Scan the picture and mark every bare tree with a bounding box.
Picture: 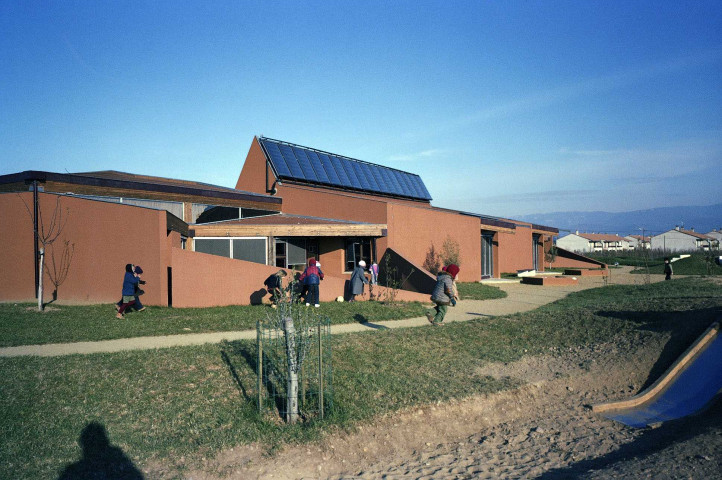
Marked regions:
[441,236,461,267]
[47,239,75,302]
[19,193,70,311]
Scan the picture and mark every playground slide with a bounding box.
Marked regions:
[593,322,722,428]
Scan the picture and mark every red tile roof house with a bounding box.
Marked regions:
[556,232,631,253]
[1,136,558,307]
[650,227,720,253]
[624,234,651,249]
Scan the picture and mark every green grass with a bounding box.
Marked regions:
[0,300,428,347]
[2,278,720,478]
[630,253,722,276]
[456,282,507,300]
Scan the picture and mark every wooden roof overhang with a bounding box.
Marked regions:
[190,222,387,238]
[480,220,516,234]
[532,224,559,235]
[0,170,282,212]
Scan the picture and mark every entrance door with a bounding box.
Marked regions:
[532,234,541,270]
[481,233,494,278]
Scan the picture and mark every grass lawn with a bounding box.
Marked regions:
[456,282,508,300]
[630,253,722,276]
[1,278,720,478]
[0,300,434,347]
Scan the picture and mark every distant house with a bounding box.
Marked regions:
[705,229,722,244]
[650,227,718,252]
[556,232,630,253]
[624,234,650,250]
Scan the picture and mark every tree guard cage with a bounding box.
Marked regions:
[256,303,333,423]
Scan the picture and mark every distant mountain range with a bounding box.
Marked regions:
[514,203,722,237]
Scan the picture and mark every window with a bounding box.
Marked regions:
[274,240,287,267]
[345,238,375,272]
[194,237,267,265]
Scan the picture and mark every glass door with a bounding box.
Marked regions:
[481,233,494,278]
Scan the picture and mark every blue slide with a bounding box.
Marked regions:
[595,323,722,428]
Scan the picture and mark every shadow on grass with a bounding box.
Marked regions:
[221,340,286,420]
[537,399,722,479]
[57,422,144,480]
[353,313,389,330]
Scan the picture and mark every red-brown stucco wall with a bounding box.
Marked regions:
[386,203,481,282]
[497,226,535,274]
[170,247,428,307]
[0,192,173,305]
[235,137,270,195]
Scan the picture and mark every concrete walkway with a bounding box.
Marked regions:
[0,268,655,358]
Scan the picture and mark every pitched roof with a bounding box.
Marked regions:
[577,233,627,242]
[258,136,432,202]
[73,170,242,195]
[626,234,650,241]
[0,170,281,209]
[678,228,714,240]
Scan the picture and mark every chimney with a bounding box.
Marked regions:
[675,226,680,231]
[575,230,579,235]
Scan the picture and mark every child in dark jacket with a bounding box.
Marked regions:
[117,264,140,319]
[425,264,459,326]
[116,265,146,314]
[299,258,324,307]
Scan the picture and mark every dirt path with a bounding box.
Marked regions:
[0,268,662,358]
[180,326,722,480]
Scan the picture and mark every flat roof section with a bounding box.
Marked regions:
[0,170,282,211]
[258,136,432,202]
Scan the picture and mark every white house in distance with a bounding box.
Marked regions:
[624,234,650,249]
[650,227,719,252]
[556,232,630,253]
[706,229,722,244]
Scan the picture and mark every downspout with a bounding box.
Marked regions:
[33,179,39,298]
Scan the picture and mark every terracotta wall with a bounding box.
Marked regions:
[0,193,35,300]
[235,138,270,195]
[386,203,481,282]
[497,225,534,274]
[0,192,173,305]
[273,184,389,224]
[170,247,428,307]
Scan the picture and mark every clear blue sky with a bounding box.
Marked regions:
[2,1,720,218]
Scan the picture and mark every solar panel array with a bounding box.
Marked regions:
[259,137,432,201]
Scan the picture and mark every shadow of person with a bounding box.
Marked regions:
[57,422,144,479]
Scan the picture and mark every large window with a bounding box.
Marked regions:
[274,238,318,270]
[345,238,375,272]
[194,237,267,265]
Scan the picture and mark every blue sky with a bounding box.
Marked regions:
[2,1,720,218]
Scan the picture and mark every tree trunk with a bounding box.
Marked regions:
[283,316,299,423]
[38,247,45,311]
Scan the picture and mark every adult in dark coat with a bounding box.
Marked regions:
[349,260,368,301]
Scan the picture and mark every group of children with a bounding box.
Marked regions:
[264,258,380,307]
[115,259,459,323]
[263,257,459,327]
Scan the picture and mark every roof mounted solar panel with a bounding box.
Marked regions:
[259,137,432,201]
[263,141,293,178]
[325,154,353,187]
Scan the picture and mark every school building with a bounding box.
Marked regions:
[1,136,560,308]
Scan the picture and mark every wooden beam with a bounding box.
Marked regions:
[481,224,515,234]
[193,223,387,238]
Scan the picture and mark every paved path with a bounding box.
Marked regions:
[0,268,659,358]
